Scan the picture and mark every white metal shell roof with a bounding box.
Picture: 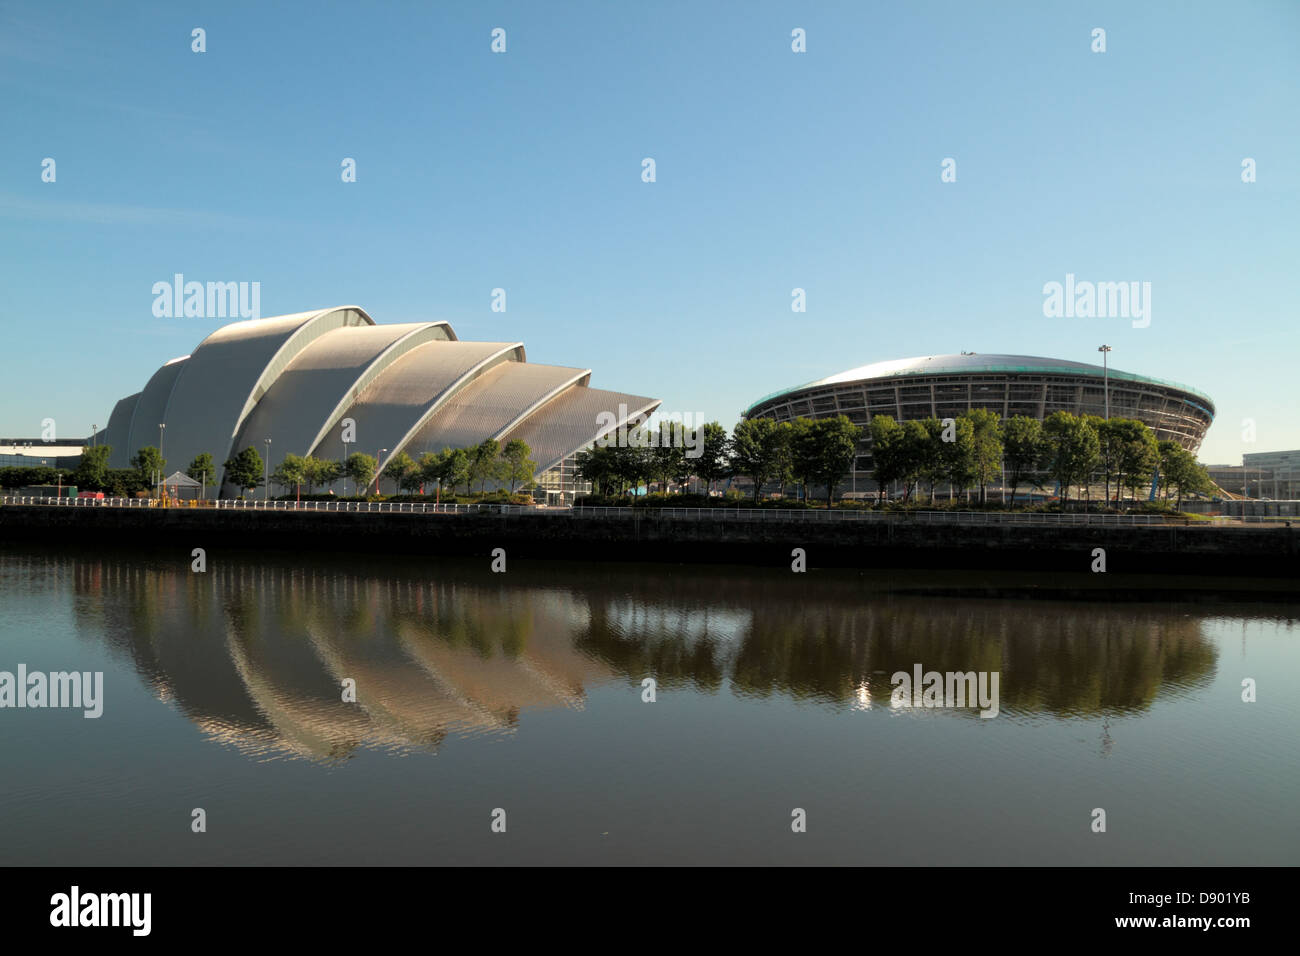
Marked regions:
[164,307,373,484]
[231,322,453,465]
[322,340,526,462]
[497,385,661,474]
[100,308,661,497]
[401,361,591,459]
[124,355,189,470]
[103,391,141,469]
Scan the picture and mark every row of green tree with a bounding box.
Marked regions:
[868,410,1213,507]
[4,412,1213,509]
[572,411,1214,508]
[574,417,861,506]
[219,439,537,497]
[3,439,538,500]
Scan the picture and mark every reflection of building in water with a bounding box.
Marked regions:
[54,550,1224,762]
[67,558,613,762]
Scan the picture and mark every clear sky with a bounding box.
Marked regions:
[1,0,1296,464]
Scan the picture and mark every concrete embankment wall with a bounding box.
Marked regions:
[2,506,1297,578]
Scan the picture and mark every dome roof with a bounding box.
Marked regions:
[746,353,1214,414]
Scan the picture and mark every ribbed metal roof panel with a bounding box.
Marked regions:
[103,391,141,469]
[125,355,189,469]
[324,340,525,461]
[498,385,661,473]
[401,361,591,458]
[161,307,373,484]
[231,322,452,467]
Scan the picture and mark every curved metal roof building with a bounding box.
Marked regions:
[104,307,659,497]
[744,352,1214,476]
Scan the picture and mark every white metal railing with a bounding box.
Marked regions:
[1,494,1294,526]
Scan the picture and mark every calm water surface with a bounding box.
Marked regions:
[1,543,1296,865]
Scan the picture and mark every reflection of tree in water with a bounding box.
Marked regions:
[575,599,726,693]
[574,576,1219,717]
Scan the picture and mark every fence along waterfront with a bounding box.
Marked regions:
[0,495,1289,526]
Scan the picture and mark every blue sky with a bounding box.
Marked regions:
[1,0,1296,464]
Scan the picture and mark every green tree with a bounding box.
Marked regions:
[104,468,148,498]
[500,439,536,494]
[398,462,424,494]
[788,418,820,501]
[299,456,328,493]
[441,448,471,496]
[1042,412,1100,506]
[693,422,731,494]
[903,418,939,503]
[806,416,862,507]
[381,451,416,495]
[649,424,686,494]
[612,438,653,496]
[730,418,782,502]
[575,445,618,496]
[937,415,976,503]
[416,451,443,495]
[186,452,216,497]
[1158,442,1211,509]
[671,431,695,490]
[1158,441,1186,505]
[74,445,112,491]
[467,439,501,493]
[962,408,1002,506]
[344,452,377,496]
[1001,416,1043,506]
[318,459,345,493]
[869,415,906,505]
[1093,417,1121,505]
[131,446,165,488]
[271,453,309,498]
[1112,419,1160,503]
[222,446,264,496]
[760,420,791,498]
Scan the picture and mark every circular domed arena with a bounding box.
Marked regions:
[743,353,1214,485]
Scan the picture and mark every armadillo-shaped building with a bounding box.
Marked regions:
[100,307,659,498]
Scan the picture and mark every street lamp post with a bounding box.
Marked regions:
[1097,345,1112,420]
[157,423,166,495]
[375,448,387,495]
[91,425,97,448]
[264,439,272,501]
[1097,345,1113,507]
[342,435,352,496]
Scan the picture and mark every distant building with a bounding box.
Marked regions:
[1242,450,1300,499]
[1205,452,1299,500]
[0,440,85,469]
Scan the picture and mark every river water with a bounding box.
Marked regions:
[1,543,1295,865]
